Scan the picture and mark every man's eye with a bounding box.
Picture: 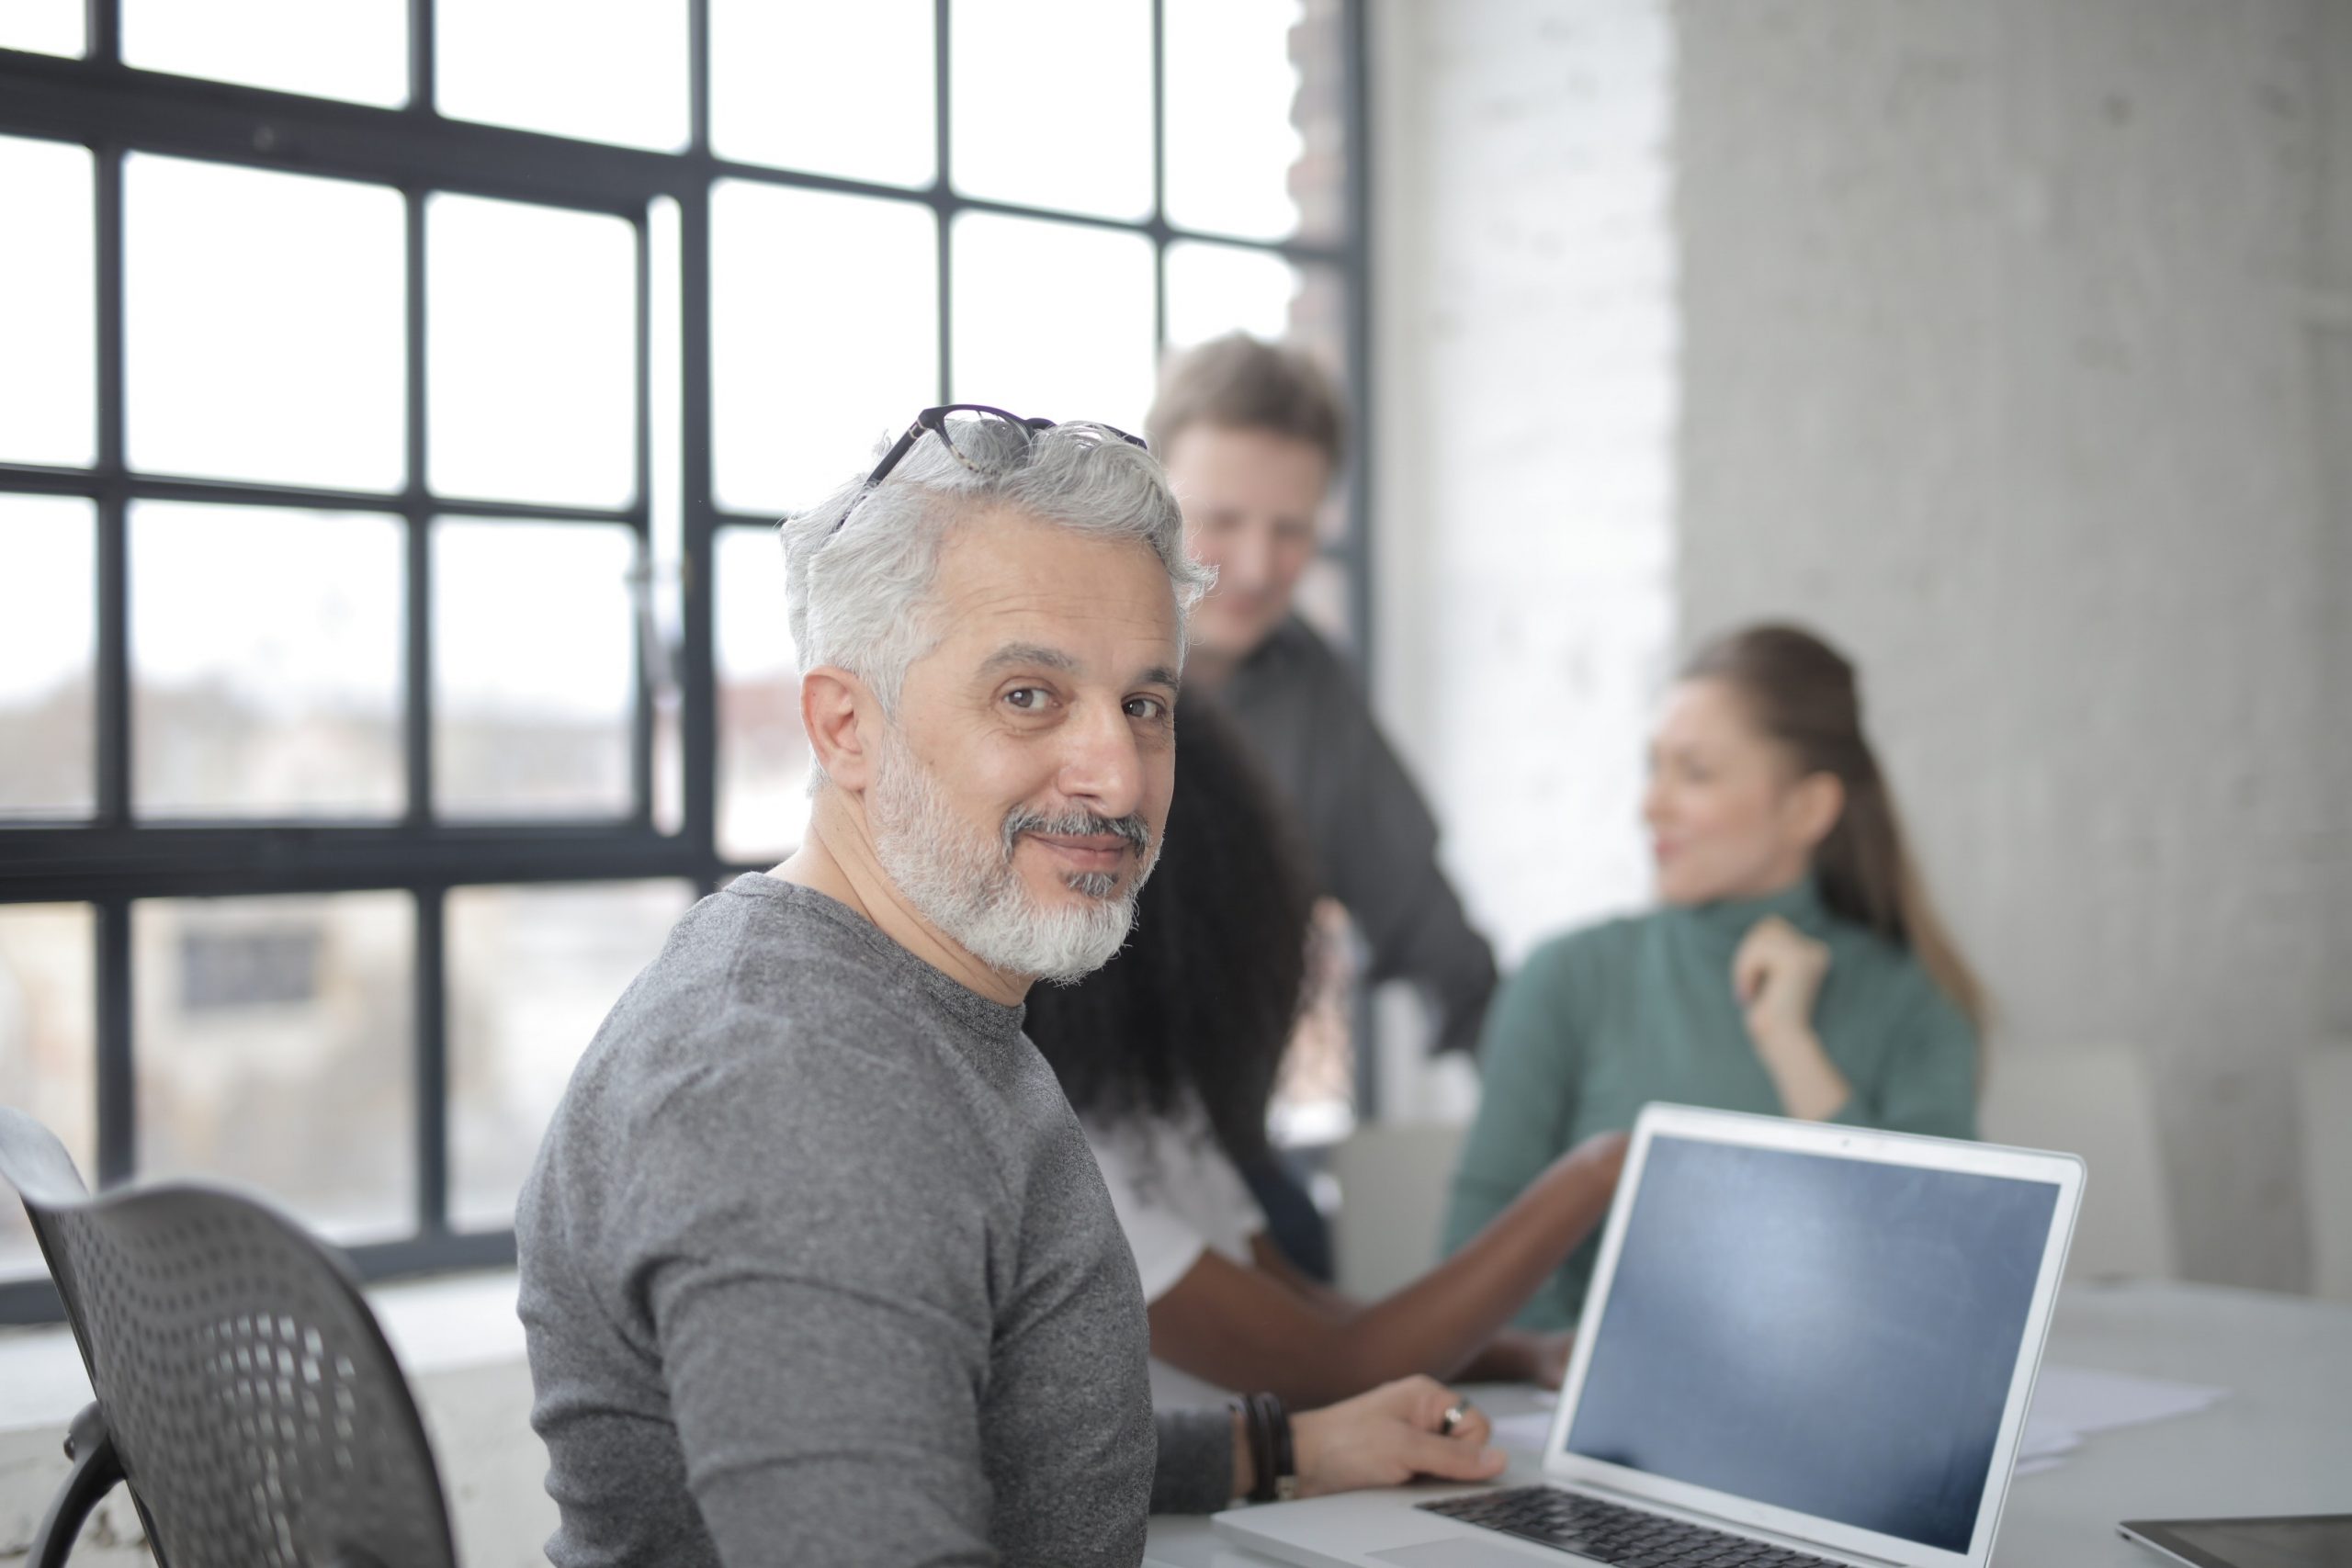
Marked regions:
[1004,687,1052,711]
[1125,696,1168,722]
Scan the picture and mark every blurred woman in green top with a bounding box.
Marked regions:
[1442,624,1985,1330]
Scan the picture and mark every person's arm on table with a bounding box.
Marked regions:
[1250,1226,1572,1385]
[1148,1130,1624,1407]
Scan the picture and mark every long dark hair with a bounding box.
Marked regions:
[1683,624,1989,1032]
[1023,695,1316,1163]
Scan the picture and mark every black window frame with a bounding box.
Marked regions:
[0,0,1374,1325]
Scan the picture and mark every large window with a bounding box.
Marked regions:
[0,0,1369,1321]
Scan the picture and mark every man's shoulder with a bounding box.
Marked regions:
[1250,615,1363,694]
[552,882,1019,1152]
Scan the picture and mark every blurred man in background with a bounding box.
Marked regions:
[1149,336,1499,1275]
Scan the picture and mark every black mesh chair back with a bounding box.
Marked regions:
[0,1107,460,1568]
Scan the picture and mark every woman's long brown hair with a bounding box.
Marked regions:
[1683,624,1989,1033]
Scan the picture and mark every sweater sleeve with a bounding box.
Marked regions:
[632,1052,1003,1568]
[1440,935,1589,1294]
[1827,968,1980,1140]
[1150,1407,1235,1515]
[1322,708,1498,1057]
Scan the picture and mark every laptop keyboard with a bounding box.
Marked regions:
[1418,1486,1841,1568]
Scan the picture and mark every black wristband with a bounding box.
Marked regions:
[1243,1392,1292,1504]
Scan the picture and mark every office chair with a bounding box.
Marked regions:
[0,1107,460,1568]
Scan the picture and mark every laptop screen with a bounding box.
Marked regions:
[1563,1134,2061,1554]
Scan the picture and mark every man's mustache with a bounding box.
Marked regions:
[1001,807,1152,858]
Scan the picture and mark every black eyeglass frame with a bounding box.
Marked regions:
[825,404,1150,539]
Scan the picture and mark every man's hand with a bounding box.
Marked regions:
[1290,1376,1508,1499]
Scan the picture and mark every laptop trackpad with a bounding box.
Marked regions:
[1373,1540,1588,1568]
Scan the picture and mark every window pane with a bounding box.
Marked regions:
[1165,240,1303,350]
[711,0,933,186]
[712,182,937,514]
[1163,0,1318,242]
[135,893,413,1245]
[0,496,94,819]
[949,0,1150,220]
[952,212,1155,433]
[0,137,95,468]
[437,0,688,152]
[447,880,695,1232]
[716,525,810,863]
[435,521,637,819]
[429,195,638,510]
[0,0,83,56]
[124,0,408,107]
[132,502,403,818]
[0,906,95,1280]
[126,155,404,492]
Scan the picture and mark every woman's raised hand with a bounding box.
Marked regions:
[1731,916,1851,1120]
[1732,914,1832,1053]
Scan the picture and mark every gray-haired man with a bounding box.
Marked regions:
[515,407,1500,1567]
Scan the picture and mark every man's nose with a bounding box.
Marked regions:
[1056,702,1147,819]
[1221,522,1277,594]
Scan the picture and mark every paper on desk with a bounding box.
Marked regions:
[2011,1364,2226,1477]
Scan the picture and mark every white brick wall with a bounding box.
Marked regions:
[2320,0,2352,1051]
[1369,0,1679,970]
[1674,0,2338,1291]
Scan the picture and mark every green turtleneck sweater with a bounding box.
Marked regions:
[1440,877,1979,1330]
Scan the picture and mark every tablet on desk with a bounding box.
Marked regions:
[2120,1515,2352,1568]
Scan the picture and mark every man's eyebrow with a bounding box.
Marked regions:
[978,645,1181,693]
[979,643,1080,675]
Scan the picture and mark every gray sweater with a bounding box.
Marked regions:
[515,875,1233,1568]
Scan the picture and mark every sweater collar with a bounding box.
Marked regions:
[1676,873,1833,947]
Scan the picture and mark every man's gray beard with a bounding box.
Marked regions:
[866,728,1155,985]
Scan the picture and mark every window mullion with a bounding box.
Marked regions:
[94,143,128,829]
[414,884,448,1234]
[677,180,717,873]
[95,895,132,1186]
[408,0,435,114]
[631,212,656,827]
[404,186,433,828]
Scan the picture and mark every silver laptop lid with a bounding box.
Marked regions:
[1543,1105,2084,1568]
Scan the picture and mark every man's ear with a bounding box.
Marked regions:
[801,666,881,792]
[1790,771,1846,853]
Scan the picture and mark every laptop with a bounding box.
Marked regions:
[1216,1102,2084,1568]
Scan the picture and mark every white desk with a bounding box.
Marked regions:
[1144,1281,2352,1567]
